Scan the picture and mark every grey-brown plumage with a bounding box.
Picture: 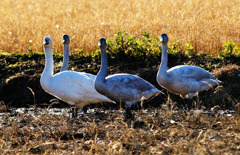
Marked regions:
[95,38,163,118]
[157,33,222,99]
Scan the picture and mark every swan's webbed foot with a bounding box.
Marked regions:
[187,92,198,99]
[124,101,136,121]
[71,107,79,118]
[124,107,134,121]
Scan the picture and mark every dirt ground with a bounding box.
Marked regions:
[0,53,240,110]
[0,53,240,154]
[0,106,239,154]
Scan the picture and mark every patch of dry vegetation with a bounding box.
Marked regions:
[213,64,240,80]
[0,103,239,154]
[1,0,240,54]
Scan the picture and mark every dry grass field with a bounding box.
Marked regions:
[1,0,240,54]
[0,104,239,154]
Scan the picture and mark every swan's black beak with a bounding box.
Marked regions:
[160,33,168,43]
[43,36,52,47]
[62,34,70,44]
[98,38,107,47]
[44,39,50,45]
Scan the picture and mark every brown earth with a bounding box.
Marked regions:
[0,53,240,111]
[0,53,240,154]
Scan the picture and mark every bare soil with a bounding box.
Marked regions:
[0,53,240,154]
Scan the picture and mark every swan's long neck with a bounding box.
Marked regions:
[60,44,69,72]
[159,43,168,71]
[157,43,169,82]
[42,47,54,79]
[95,47,108,83]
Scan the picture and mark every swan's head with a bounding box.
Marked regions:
[98,38,107,50]
[62,34,70,44]
[43,36,52,48]
[160,33,168,44]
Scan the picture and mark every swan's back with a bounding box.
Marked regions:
[168,65,216,80]
[46,71,93,97]
[96,73,160,103]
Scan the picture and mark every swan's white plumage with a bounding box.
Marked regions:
[40,36,115,110]
[94,38,162,108]
[60,34,70,72]
[157,33,222,99]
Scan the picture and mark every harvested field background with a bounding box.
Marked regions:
[1,0,240,54]
[1,0,240,154]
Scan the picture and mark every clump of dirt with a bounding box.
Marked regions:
[213,64,240,86]
[210,64,240,107]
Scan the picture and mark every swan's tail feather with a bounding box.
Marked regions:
[201,78,222,91]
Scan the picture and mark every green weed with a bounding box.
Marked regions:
[219,41,240,58]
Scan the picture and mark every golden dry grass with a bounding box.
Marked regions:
[1,0,240,54]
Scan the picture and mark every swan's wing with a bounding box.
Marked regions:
[74,71,95,80]
[106,74,153,90]
[103,74,160,101]
[82,73,96,80]
[168,65,214,80]
[46,71,114,105]
[51,71,94,95]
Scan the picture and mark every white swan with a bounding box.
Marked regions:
[40,36,115,116]
[60,34,70,72]
[94,38,163,119]
[156,33,222,99]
